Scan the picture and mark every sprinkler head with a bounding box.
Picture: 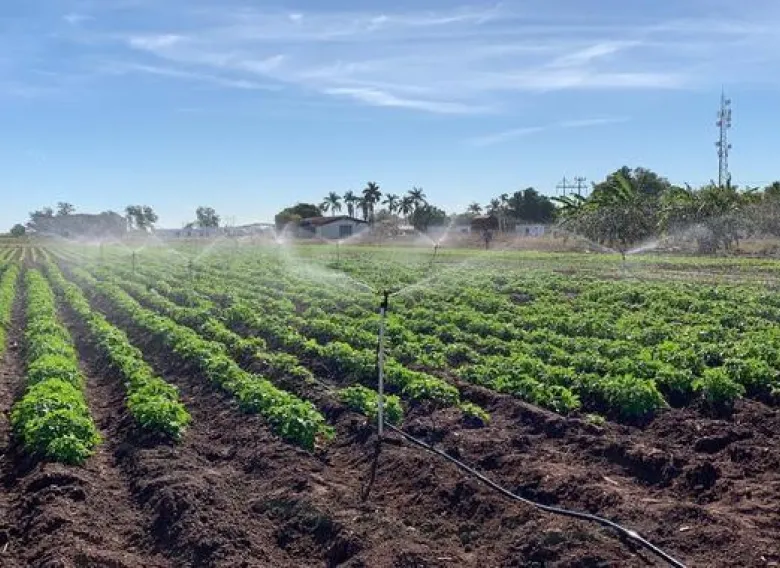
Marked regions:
[380,290,390,311]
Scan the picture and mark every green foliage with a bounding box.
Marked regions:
[10,224,26,237]
[598,375,667,420]
[339,385,403,425]
[11,271,100,464]
[694,368,745,411]
[459,402,490,426]
[45,261,191,440]
[69,268,330,450]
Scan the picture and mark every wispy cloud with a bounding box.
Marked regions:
[5,1,780,109]
[324,87,489,114]
[64,13,93,26]
[469,116,630,146]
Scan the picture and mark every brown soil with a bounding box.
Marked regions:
[2,265,778,566]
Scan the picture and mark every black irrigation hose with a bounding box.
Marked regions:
[383,423,687,568]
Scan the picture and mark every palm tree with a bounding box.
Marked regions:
[383,193,400,215]
[343,190,358,218]
[466,202,483,216]
[362,181,382,224]
[399,196,415,222]
[408,187,427,212]
[357,197,370,221]
[321,192,342,216]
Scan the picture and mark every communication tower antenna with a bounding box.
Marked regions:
[715,89,732,187]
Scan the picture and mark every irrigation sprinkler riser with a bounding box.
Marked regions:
[377,290,390,437]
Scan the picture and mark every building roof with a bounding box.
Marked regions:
[300,216,367,227]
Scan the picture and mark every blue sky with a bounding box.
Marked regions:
[3,0,780,230]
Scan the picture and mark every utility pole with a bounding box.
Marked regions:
[557,176,586,197]
[556,177,576,197]
[573,176,587,198]
[716,89,732,187]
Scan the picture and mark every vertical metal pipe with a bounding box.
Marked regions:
[377,291,389,437]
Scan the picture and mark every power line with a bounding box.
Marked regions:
[716,89,732,187]
[556,176,587,198]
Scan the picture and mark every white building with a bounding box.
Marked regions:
[515,224,547,237]
[298,216,369,239]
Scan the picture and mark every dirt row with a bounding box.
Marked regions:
[0,261,777,566]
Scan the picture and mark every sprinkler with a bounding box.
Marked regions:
[433,242,439,261]
[99,242,105,264]
[377,290,390,438]
[132,251,137,274]
[188,259,194,281]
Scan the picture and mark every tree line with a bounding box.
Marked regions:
[555,166,780,255]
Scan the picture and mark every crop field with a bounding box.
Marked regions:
[1,241,779,567]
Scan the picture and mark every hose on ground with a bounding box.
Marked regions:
[383,423,687,568]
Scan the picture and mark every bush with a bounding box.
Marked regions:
[339,385,404,425]
[694,367,745,412]
[460,402,490,426]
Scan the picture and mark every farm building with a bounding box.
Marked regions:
[470,215,498,232]
[515,224,547,237]
[298,216,368,239]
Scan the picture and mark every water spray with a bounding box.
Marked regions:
[377,289,390,438]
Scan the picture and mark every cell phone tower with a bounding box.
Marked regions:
[715,90,732,187]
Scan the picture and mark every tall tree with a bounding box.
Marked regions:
[10,224,26,237]
[383,193,400,215]
[125,205,158,231]
[195,206,220,228]
[409,204,447,232]
[56,202,75,216]
[343,191,358,218]
[362,182,382,224]
[321,192,342,216]
[466,202,483,216]
[408,186,427,211]
[399,196,415,222]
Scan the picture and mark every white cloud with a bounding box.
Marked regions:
[470,116,630,146]
[64,13,93,26]
[128,34,185,50]
[324,87,489,114]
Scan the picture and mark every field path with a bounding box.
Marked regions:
[0,284,25,567]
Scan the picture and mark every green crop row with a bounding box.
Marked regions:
[45,262,191,439]
[0,263,19,351]
[67,267,333,450]
[11,270,100,464]
[93,262,461,414]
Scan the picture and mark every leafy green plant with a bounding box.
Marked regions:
[460,401,490,426]
[694,367,745,412]
[339,385,404,425]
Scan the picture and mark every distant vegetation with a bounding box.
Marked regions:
[11,166,780,255]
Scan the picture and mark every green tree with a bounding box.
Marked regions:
[557,169,659,257]
[10,224,26,237]
[343,191,358,218]
[398,196,415,221]
[383,193,400,215]
[321,192,342,216]
[408,187,427,211]
[410,204,448,231]
[362,182,382,224]
[125,205,158,231]
[56,202,75,216]
[195,206,220,228]
[275,203,322,229]
[466,202,483,216]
